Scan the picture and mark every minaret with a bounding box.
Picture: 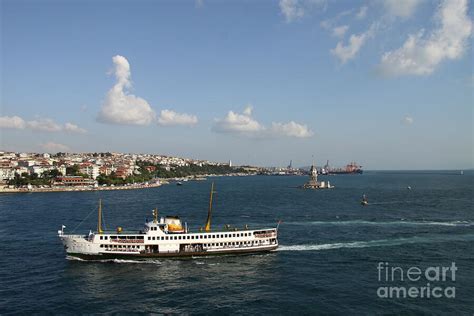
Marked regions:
[228,160,232,167]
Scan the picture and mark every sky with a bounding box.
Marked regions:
[0,0,473,169]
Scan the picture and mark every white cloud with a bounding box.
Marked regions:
[402,115,414,125]
[0,116,26,129]
[98,55,156,125]
[213,105,313,138]
[270,121,314,138]
[384,0,422,18]
[280,0,305,23]
[279,0,326,23]
[331,24,375,63]
[320,20,331,30]
[64,122,87,134]
[40,142,71,153]
[213,106,264,134]
[332,25,349,38]
[0,116,87,133]
[320,9,352,31]
[356,6,368,19]
[26,118,62,132]
[195,0,204,8]
[157,110,198,126]
[243,105,253,116]
[379,0,472,76]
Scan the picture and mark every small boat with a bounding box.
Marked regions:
[361,194,369,206]
[176,182,183,186]
[58,183,279,260]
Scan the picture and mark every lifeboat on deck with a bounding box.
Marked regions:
[165,216,185,233]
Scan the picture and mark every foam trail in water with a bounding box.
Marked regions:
[66,255,86,261]
[112,259,162,264]
[278,234,474,252]
[66,256,162,264]
[286,220,473,227]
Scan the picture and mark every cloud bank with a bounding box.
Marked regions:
[279,0,326,23]
[383,0,422,18]
[157,110,198,126]
[356,6,368,19]
[213,105,313,138]
[279,0,305,23]
[98,55,156,125]
[0,116,86,133]
[40,142,71,152]
[378,0,472,76]
[402,115,414,125]
[0,116,26,129]
[213,106,264,134]
[270,121,314,138]
[331,24,376,63]
[332,25,349,38]
[97,55,198,128]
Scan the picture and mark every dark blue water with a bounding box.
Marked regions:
[1,172,473,314]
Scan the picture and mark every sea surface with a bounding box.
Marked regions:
[1,171,473,314]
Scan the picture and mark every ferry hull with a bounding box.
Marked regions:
[67,245,278,261]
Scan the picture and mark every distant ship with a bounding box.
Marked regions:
[58,183,279,260]
[323,161,363,175]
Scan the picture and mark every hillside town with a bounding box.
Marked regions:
[0,151,260,193]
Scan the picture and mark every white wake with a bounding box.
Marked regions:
[278,234,474,252]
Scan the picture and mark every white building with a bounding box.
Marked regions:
[80,165,100,179]
[30,165,45,175]
[19,160,36,167]
[57,165,67,176]
[0,168,15,181]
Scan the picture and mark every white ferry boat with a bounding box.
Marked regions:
[58,184,279,260]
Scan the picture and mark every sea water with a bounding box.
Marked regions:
[1,171,473,314]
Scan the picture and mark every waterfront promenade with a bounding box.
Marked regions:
[0,173,254,194]
[0,181,166,194]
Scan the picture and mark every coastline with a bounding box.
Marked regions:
[0,181,166,194]
[0,173,257,194]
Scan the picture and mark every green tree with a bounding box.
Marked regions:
[66,165,80,176]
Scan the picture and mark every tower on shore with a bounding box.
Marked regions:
[301,161,333,190]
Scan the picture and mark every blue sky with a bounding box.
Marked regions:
[1,0,472,169]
